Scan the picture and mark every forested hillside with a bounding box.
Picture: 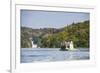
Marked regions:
[21,20,89,48]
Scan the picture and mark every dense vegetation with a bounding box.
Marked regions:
[21,20,89,48]
[21,27,32,48]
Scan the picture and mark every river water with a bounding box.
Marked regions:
[21,48,89,63]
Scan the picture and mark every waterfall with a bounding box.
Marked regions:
[69,41,74,50]
[65,41,74,50]
[31,40,37,48]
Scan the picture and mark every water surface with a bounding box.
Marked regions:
[21,48,89,63]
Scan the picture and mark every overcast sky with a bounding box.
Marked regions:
[21,10,89,29]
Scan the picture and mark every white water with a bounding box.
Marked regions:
[65,41,74,50]
[69,41,74,50]
[31,40,37,48]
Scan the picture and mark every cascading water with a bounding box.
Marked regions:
[69,41,74,50]
[31,40,37,48]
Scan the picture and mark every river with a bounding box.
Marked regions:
[21,48,89,63]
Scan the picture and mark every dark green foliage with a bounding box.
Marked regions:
[40,20,89,48]
[21,27,32,48]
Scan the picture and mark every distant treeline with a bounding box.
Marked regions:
[21,20,89,48]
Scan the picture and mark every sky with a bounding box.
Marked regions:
[21,10,89,29]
